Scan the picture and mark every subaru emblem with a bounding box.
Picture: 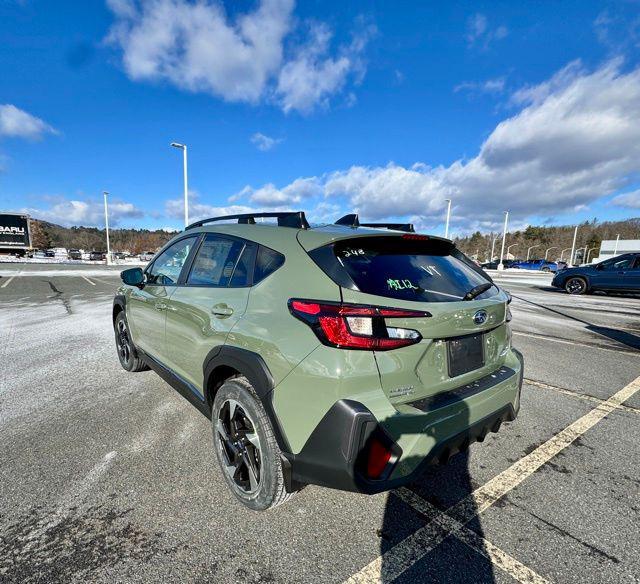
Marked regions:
[473,310,488,325]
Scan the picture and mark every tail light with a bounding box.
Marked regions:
[288,299,430,350]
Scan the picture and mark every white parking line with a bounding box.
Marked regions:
[0,275,16,288]
[344,374,640,583]
[513,330,639,356]
[0,268,22,288]
[525,378,640,415]
[81,275,96,286]
[394,488,550,584]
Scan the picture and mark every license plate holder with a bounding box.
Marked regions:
[447,334,484,377]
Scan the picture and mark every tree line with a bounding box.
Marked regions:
[30,220,175,255]
[28,216,639,261]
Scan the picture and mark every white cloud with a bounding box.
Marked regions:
[165,192,257,223]
[593,8,640,53]
[232,60,640,232]
[0,104,57,140]
[611,189,640,209]
[23,197,143,227]
[106,0,371,113]
[454,77,506,96]
[240,176,322,207]
[250,132,282,151]
[276,22,374,113]
[466,13,507,49]
[106,0,294,103]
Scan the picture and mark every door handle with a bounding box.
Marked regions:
[155,301,167,311]
[211,304,234,317]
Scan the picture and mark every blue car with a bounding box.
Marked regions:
[512,259,558,272]
[551,253,640,294]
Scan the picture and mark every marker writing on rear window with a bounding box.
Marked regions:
[387,278,418,291]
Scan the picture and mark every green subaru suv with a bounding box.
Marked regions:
[113,212,523,510]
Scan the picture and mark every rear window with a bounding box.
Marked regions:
[333,238,496,303]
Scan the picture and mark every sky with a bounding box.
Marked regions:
[2,0,640,237]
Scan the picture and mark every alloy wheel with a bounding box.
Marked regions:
[116,319,131,364]
[216,399,262,494]
[566,278,585,294]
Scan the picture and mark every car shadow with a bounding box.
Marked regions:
[512,293,640,351]
[379,398,497,583]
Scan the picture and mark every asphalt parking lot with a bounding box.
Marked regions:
[1,263,639,584]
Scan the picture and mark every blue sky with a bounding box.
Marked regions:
[2,0,640,237]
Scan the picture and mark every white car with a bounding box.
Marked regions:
[139,251,155,262]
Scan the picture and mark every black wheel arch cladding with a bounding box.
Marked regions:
[203,345,292,453]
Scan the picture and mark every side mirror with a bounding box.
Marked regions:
[595,263,604,271]
[121,267,145,287]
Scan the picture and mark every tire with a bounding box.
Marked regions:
[541,267,551,273]
[114,311,149,372]
[565,276,588,295]
[212,376,294,511]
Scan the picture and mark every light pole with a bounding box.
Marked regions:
[613,234,620,256]
[444,198,452,239]
[490,233,500,262]
[526,244,540,261]
[103,191,111,265]
[507,243,518,259]
[544,246,558,260]
[171,142,189,227]
[498,211,509,270]
[586,247,598,263]
[560,247,572,261]
[569,225,578,267]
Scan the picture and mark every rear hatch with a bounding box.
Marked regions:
[300,231,510,406]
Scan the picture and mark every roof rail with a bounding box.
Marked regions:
[186,211,310,230]
[334,213,415,233]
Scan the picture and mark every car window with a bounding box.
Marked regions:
[230,244,256,287]
[600,255,634,271]
[187,235,245,287]
[334,238,497,303]
[146,236,197,285]
[254,246,285,284]
[632,256,640,270]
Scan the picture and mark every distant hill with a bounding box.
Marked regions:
[454,218,640,262]
[30,220,176,255]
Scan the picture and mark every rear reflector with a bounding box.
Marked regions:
[367,438,393,479]
[288,299,430,351]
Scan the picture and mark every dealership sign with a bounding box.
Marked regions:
[0,214,30,247]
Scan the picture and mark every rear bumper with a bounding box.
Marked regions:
[286,349,524,494]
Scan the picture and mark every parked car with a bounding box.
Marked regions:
[480,259,517,270]
[67,249,82,260]
[113,211,523,510]
[89,251,105,261]
[551,253,640,294]
[114,252,127,260]
[44,249,55,258]
[511,259,558,272]
[139,251,155,262]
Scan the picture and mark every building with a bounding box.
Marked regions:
[594,239,640,262]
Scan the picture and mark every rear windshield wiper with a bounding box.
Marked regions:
[463,282,493,301]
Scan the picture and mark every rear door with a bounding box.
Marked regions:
[625,255,640,290]
[163,233,256,394]
[310,235,510,405]
[128,235,199,360]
